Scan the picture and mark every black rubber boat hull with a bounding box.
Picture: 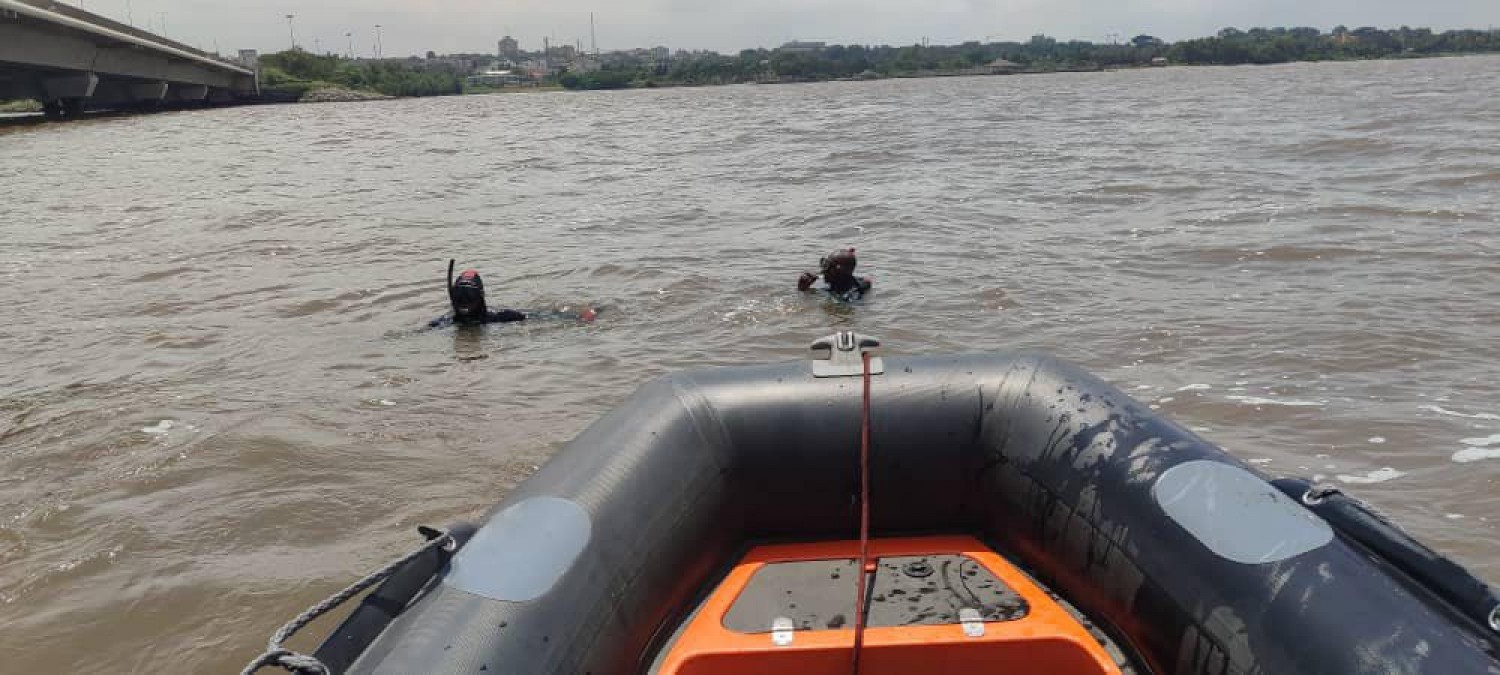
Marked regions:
[319,352,1500,674]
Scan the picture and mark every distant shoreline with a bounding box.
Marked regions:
[2,47,1493,119]
[554,27,1500,91]
[556,50,1498,93]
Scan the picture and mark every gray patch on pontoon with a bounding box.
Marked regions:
[1155,461,1332,564]
[445,496,591,602]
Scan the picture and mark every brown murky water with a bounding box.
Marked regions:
[2,55,1498,672]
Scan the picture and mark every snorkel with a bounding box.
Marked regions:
[446,258,459,316]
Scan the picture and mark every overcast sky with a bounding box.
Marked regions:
[75,0,1500,57]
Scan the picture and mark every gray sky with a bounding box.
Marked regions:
[76,0,1500,57]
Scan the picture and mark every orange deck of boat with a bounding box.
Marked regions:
[655,534,1122,675]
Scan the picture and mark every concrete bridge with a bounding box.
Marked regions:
[0,0,257,118]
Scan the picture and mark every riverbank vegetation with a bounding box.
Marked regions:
[0,99,43,113]
[259,50,462,100]
[560,26,1500,90]
[1171,26,1500,64]
[461,83,564,95]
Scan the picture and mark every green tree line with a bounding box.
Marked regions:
[260,49,463,98]
[561,26,1500,89]
[1171,26,1500,64]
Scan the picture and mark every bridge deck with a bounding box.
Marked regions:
[0,0,256,114]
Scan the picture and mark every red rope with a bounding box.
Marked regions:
[850,351,873,674]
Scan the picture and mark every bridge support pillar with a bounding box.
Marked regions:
[91,80,169,109]
[129,82,169,103]
[42,72,98,99]
[168,83,208,102]
[41,72,97,119]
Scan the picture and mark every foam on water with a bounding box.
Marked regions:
[1177,384,1211,392]
[1453,447,1500,464]
[1226,395,1324,407]
[1337,467,1406,484]
[1420,404,1500,421]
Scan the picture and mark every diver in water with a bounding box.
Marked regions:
[798,248,873,301]
[429,260,597,328]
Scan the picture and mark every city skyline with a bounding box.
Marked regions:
[45,0,1500,58]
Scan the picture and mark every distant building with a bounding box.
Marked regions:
[499,35,519,58]
[424,56,480,73]
[1150,56,1168,66]
[778,41,826,53]
[569,58,601,74]
[237,49,259,69]
[468,70,528,87]
[650,46,670,60]
[985,58,1021,74]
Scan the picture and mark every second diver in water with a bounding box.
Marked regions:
[797,247,873,302]
[430,260,597,328]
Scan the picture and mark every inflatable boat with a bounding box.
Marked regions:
[275,334,1499,674]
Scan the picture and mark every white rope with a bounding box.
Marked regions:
[240,529,453,674]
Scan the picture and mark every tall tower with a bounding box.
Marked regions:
[498,35,519,58]
[590,13,598,56]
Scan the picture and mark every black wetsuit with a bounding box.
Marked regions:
[820,276,873,302]
[800,249,871,302]
[428,308,599,329]
[428,309,527,329]
[436,266,597,329]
